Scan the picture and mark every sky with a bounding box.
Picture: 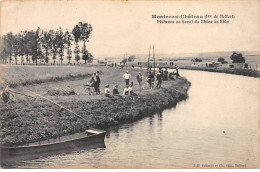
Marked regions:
[0,0,259,58]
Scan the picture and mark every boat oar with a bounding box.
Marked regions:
[28,90,87,121]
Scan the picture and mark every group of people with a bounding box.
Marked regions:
[102,70,138,98]
[104,81,136,98]
[88,67,180,98]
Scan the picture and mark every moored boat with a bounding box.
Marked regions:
[0,128,106,166]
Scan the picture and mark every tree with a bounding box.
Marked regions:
[74,45,80,63]
[56,28,66,64]
[218,57,228,64]
[0,36,4,63]
[72,24,81,63]
[12,34,20,65]
[82,48,89,63]
[230,52,245,63]
[17,31,26,65]
[40,30,52,64]
[50,30,59,64]
[6,32,14,64]
[121,58,127,64]
[87,53,93,63]
[24,31,35,64]
[78,22,93,64]
[0,35,8,64]
[64,30,73,64]
[128,55,136,62]
[32,27,42,65]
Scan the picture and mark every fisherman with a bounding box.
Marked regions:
[123,71,131,86]
[104,84,111,97]
[113,85,120,95]
[90,72,100,94]
[169,71,175,80]
[164,68,169,80]
[136,72,143,89]
[147,71,154,89]
[156,71,163,88]
[175,66,179,78]
[123,82,137,96]
[1,85,14,103]
[96,71,101,94]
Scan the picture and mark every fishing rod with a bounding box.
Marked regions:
[28,90,87,121]
[8,89,36,99]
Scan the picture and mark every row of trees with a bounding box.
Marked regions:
[0,22,93,65]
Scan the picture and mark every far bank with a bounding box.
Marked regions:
[176,66,260,78]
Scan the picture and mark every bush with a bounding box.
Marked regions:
[230,52,245,63]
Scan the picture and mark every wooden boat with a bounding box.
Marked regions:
[0,128,106,166]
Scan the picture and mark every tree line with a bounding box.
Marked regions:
[0,22,93,65]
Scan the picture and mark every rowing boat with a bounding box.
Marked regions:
[0,128,106,166]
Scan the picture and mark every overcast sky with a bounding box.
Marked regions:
[1,0,259,57]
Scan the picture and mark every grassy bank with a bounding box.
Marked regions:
[0,66,190,146]
[176,66,260,78]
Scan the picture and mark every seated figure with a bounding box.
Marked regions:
[113,85,120,95]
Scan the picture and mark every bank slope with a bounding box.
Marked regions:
[0,77,190,146]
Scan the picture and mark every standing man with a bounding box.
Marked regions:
[123,71,131,86]
[147,71,154,89]
[164,68,169,80]
[90,73,99,94]
[175,65,179,78]
[156,71,163,88]
[136,72,143,89]
[96,71,101,94]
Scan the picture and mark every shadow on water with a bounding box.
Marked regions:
[106,93,189,136]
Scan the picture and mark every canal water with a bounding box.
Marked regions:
[9,70,260,168]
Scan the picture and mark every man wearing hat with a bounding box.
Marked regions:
[123,71,131,86]
[136,72,143,89]
[147,71,154,89]
[156,70,163,88]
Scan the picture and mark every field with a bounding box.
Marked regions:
[0,65,190,145]
[0,65,99,89]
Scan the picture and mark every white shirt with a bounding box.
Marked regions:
[104,88,110,94]
[122,86,133,95]
[123,73,130,79]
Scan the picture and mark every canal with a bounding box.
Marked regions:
[9,70,260,168]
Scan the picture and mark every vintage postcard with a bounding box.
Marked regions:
[0,0,259,169]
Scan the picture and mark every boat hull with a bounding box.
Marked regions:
[1,130,106,167]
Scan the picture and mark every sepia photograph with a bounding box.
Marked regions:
[0,0,259,169]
